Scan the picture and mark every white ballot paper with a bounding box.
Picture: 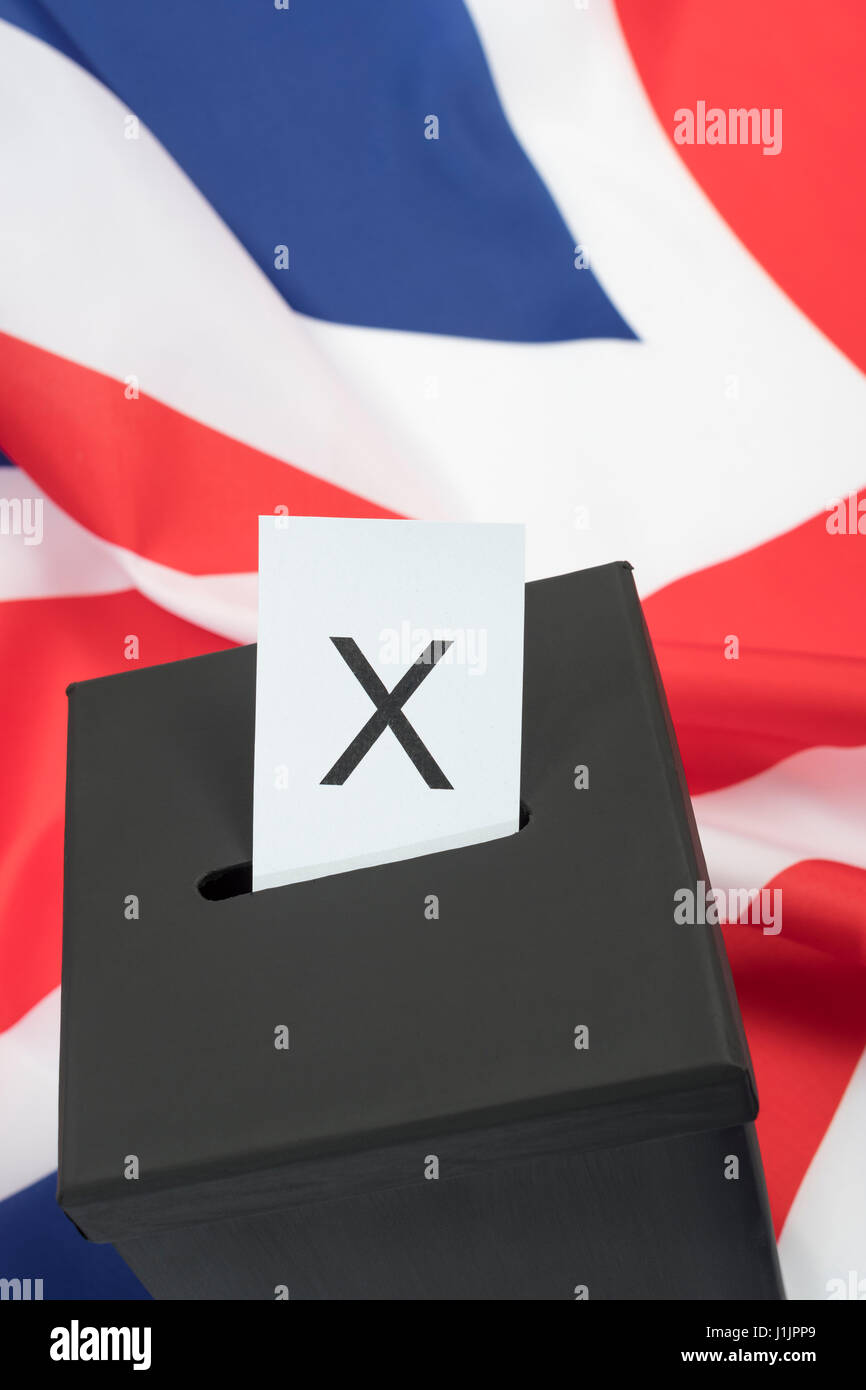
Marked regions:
[253,517,525,891]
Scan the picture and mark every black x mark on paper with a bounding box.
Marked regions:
[321,637,454,789]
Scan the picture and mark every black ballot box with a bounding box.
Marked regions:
[58,561,784,1300]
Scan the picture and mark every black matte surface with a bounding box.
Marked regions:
[59,562,773,1293]
[116,1125,781,1301]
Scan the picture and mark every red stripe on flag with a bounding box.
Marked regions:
[645,489,866,793]
[0,331,398,575]
[615,0,866,374]
[723,860,866,1233]
[643,496,866,1227]
[761,859,866,968]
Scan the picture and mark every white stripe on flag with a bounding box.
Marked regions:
[695,744,866,890]
[778,1046,866,1300]
[0,987,59,1203]
[459,0,866,585]
[0,467,257,641]
[0,466,126,601]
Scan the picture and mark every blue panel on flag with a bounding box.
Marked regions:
[0,1174,151,1300]
[0,0,94,71]
[20,0,635,344]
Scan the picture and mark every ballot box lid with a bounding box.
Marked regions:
[58,562,756,1242]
